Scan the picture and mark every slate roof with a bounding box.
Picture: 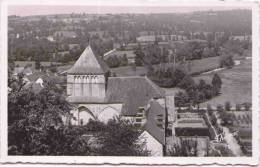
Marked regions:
[106,76,165,116]
[67,46,109,75]
[144,100,166,145]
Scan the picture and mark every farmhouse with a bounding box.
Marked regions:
[66,45,172,155]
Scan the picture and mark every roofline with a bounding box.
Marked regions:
[142,130,165,145]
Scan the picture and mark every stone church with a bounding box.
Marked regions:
[66,46,175,155]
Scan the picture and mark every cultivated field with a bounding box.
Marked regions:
[193,57,252,107]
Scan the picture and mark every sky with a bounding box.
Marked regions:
[8,5,251,16]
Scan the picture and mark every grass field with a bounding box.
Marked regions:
[193,57,252,107]
[111,56,221,77]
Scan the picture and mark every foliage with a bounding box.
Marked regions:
[134,45,145,66]
[212,73,222,95]
[225,101,231,111]
[106,55,129,68]
[148,66,186,88]
[120,54,128,66]
[236,104,241,111]
[175,91,189,108]
[106,55,121,68]
[244,103,251,111]
[92,118,150,156]
[216,104,224,112]
[168,138,198,156]
[219,54,234,68]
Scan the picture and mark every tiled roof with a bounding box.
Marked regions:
[106,76,165,116]
[67,46,109,75]
[144,100,166,145]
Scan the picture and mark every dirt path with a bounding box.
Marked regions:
[215,112,244,156]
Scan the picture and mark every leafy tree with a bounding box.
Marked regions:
[175,91,189,108]
[120,54,128,66]
[106,56,120,68]
[178,75,196,90]
[168,138,198,156]
[225,101,231,111]
[8,75,74,155]
[134,44,144,66]
[216,104,224,112]
[212,73,222,95]
[94,118,150,156]
[207,104,213,115]
[220,54,234,68]
[244,103,251,111]
[236,104,241,111]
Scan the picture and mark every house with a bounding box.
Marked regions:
[103,49,137,64]
[139,100,166,156]
[13,66,33,76]
[25,71,66,93]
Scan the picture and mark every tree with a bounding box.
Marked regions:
[93,118,150,156]
[244,103,251,111]
[8,75,75,155]
[175,91,189,108]
[168,138,198,156]
[225,101,231,111]
[120,54,128,66]
[207,104,213,115]
[216,104,224,112]
[212,73,222,95]
[106,56,120,68]
[219,54,234,68]
[236,104,241,111]
[178,75,196,90]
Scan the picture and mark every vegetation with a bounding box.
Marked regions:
[106,55,128,68]
[168,138,198,156]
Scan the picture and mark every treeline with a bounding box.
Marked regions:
[105,55,128,68]
[174,73,222,108]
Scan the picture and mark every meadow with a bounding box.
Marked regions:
[193,57,252,107]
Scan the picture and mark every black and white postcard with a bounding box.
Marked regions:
[0,0,259,165]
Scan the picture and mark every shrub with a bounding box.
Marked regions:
[225,101,231,111]
[217,104,224,112]
[235,104,241,111]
